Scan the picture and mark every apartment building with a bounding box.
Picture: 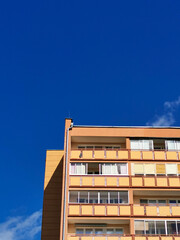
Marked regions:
[41,119,180,240]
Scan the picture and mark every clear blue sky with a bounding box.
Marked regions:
[0,0,180,239]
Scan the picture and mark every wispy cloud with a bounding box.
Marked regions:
[147,97,180,126]
[0,210,42,240]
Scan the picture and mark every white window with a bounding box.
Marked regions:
[70,163,86,175]
[131,140,153,150]
[135,220,180,235]
[101,163,127,175]
[166,140,180,151]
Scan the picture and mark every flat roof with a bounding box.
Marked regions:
[73,125,180,129]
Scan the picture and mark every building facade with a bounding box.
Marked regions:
[41,119,180,240]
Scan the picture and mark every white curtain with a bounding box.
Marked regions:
[111,164,118,174]
[102,164,111,174]
[166,140,176,150]
[131,140,140,150]
[120,164,127,174]
[166,164,177,175]
[143,140,153,150]
[176,141,180,151]
[131,140,153,150]
[76,163,86,174]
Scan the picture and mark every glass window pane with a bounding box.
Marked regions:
[76,163,86,174]
[88,163,99,174]
[145,221,155,235]
[106,229,114,234]
[177,221,180,234]
[89,192,98,203]
[115,229,123,234]
[79,191,88,203]
[131,140,140,150]
[110,192,118,204]
[169,200,177,204]
[158,200,166,205]
[120,164,127,175]
[70,163,76,174]
[111,164,118,174]
[166,141,176,151]
[135,221,144,234]
[100,192,108,203]
[143,140,153,150]
[156,221,166,234]
[69,191,78,203]
[85,229,93,234]
[176,141,180,151]
[120,192,128,203]
[167,221,177,235]
[95,229,103,235]
[149,200,156,205]
[140,199,148,204]
[102,164,111,174]
[76,229,84,234]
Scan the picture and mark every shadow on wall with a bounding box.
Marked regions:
[41,152,64,240]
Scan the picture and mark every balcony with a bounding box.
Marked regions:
[70,149,180,161]
[69,175,180,188]
[68,204,180,217]
[68,235,180,240]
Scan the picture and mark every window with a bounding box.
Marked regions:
[140,199,148,204]
[76,227,123,235]
[120,191,128,203]
[166,140,180,151]
[132,163,179,176]
[167,221,177,235]
[76,229,84,234]
[70,163,86,174]
[95,229,103,235]
[69,191,128,204]
[115,229,123,234]
[131,140,153,150]
[85,229,93,234]
[87,163,100,174]
[166,164,177,175]
[79,191,88,203]
[156,221,166,234]
[135,221,144,234]
[145,221,155,235]
[110,192,118,204]
[106,229,114,234]
[101,163,127,175]
[89,192,98,204]
[69,191,78,203]
[135,220,180,235]
[78,145,121,150]
[100,192,108,204]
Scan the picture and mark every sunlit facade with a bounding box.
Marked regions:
[41,119,180,240]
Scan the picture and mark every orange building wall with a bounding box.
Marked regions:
[41,150,64,240]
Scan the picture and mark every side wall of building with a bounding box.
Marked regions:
[41,150,64,240]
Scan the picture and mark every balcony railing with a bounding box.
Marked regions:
[68,204,180,217]
[71,149,180,161]
[69,175,180,188]
[68,234,180,240]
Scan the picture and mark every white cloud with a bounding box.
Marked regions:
[0,210,42,240]
[147,97,180,126]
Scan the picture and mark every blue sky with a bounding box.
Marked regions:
[0,0,180,239]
